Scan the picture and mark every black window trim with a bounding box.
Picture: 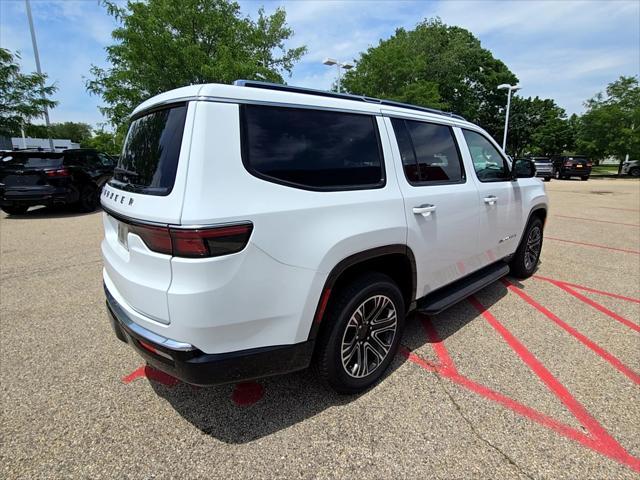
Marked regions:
[461,128,512,183]
[389,116,467,187]
[239,104,387,193]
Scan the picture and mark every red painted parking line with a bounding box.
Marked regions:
[421,316,458,375]
[545,236,640,255]
[401,316,640,472]
[122,365,179,387]
[467,296,628,455]
[502,279,640,384]
[533,275,640,304]
[542,279,640,333]
[232,382,265,406]
[554,214,640,228]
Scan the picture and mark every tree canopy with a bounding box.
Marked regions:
[506,97,575,157]
[24,121,93,145]
[341,18,517,138]
[87,0,306,129]
[577,76,639,162]
[0,48,57,138]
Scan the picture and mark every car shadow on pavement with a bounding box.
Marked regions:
[2,205,101,219]
[150,282,508,444]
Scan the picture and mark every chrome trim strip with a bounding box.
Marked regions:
[105,285,195,351]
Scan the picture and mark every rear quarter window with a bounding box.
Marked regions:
[240,105,384,191]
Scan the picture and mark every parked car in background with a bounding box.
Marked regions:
[552,155,592,180]
[102,80,548,393]
[621,159,639,177]
[0,148,116,215]
[530,157,552,181]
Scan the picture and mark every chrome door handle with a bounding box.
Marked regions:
[412,204,436,217]
[483,195,498,205]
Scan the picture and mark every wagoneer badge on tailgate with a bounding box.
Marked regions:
[102,187,134,206]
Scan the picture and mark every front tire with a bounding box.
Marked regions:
[544,177,551,182]
[581,176,589,181]
[315,273,405,394]
[510,217,543,279]
[629,167,640,177]
[1,205,29,215]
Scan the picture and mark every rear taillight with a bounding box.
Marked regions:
[128,224,173,255]
[587,162,592,167]
[127,222,253,258]
[45,168,70,177]
[170,224,253,258]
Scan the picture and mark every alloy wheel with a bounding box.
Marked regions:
[340,295,398,379]
[524,225,542,271]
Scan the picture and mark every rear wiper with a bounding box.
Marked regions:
[114,166,139,177]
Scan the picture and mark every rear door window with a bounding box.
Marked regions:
[241,105,384,190]
[111,104,187,196]
[391,118,464,185]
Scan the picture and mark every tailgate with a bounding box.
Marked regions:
[101,102,194,324]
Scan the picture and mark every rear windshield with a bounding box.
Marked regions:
[0,152,63,169]
[533,158,551,163]
[111,104,187,196]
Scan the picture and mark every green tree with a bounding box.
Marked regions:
[506,96,575,157]
[0,48,57,138]
[87,0,306,129]
[25,121,93,144]
[84,129,124,155]
[341,18,517,139]
[577,76,640,172]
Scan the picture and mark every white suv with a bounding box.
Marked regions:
[101,81,548,393]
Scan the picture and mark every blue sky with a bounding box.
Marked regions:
[1,0,638,128]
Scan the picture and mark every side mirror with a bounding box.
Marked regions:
[512,159,536,179]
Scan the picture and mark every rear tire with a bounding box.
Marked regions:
[581,176,589,181]
[509,217,543,279]
[77,185,99,212]
[1,205,29,215]
[315,273,405,394]
[544,177,551,182]
[629,167,640,177]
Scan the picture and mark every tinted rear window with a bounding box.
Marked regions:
[0,153,63,169]
[391,118,464,184]
[241,105,384,190]
[111,104,187,196]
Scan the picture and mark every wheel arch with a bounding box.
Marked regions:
[307,245,416,341]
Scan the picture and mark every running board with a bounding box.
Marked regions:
[416,262,510,315]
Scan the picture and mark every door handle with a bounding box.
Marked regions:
[483,195,498,205]
[412,204,436,217]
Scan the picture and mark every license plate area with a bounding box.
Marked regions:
[117,221,129,250]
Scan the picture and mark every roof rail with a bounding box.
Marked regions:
[233,80,466,121]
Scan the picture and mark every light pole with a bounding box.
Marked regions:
[322,58,354,93]
[25,0,54,150]
[497,83,521,152]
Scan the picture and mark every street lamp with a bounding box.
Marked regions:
[497,83,521,152]
[323,58,354,93]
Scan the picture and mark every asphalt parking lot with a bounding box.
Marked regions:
[1,178,639,479]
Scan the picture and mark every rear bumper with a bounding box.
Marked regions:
[0,186,75,206]
[105,284,314,386]
[559,167,591,177]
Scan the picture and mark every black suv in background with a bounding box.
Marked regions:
[552,155,592,180]
[0,149,116,215]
